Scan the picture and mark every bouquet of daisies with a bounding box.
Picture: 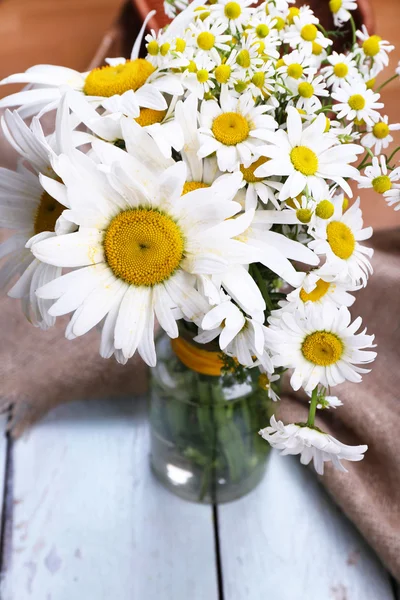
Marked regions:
[0,0,399,476]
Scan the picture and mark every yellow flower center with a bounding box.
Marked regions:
[175,38,187,52]
[83,59,155,97]
[160,43,170,56]
[234,80,248,93]
[372,175,392,193]
[354,117,365,127]
[276,58,285,69]
[212,112,250,145]
[290,146,319,176]
[236,49,251,68]
[298,82,314,98]
[34,191,64,235]
[324,117,331,132]
[372,121,390,139]
[197,69,209,83]
[273,16,285,31]
[147,41,159,56]
[182,181,210,195]
[296,208,313,223]
[135,108,167,127]
[302,331,344,366]
[224,1,242,19]
[215,64,231,83]
[333,62,348,78]
[312,42,323,55]
[197,32,215,50]
[326,221,355,259]
[363,35,382,57]
[329,0,342,13]
[366,77,376,90]
[187,60,197,73]
[301,24,318,42]
[342,197,349,211]
[256,24,270,38]
[287,63,303,79]
[300,279,331,303]
[240,156,268,182]
[287,6,300,24]
[315,199,334,219]
[258,373,270,390]
[348,94,366,111]
[104,209,184,287]
[252,71,265,88]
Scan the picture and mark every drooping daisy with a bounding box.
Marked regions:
[254,107,363,201]
[328,0,357,27]
[308,198,373,286]
[284,14,332,56]
[361,115,400,155]
[195,296,274,371]
[198,87,277,172]
[259,415,368,474]
[355,26,394,73]
[31,146,260,365]
[322,52,358,90]
[235,154,283,210]
[332,81,383,126]
[264,304,376,392]
[257,369,280,402]
[358,155,400,197]
[0,106,75,328]
[0,13,182,118]
[210,0,254,35]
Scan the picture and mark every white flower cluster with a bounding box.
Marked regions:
[0,0,398,474]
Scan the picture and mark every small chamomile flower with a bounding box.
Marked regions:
[276,50,316,93]
[358,155,400,196]
[188,18,232,63]
[355,26,394,73]
[332,81,383,126]
[247,60,276,99]
[248,13,282,59]
[295,73,328,111]
[284,14,332,57]
[264,303,376,392]
[183,54,217,98]
[260,415,367,474]
[329,0,357,27]
[254,107,363,201]
[322,52,358,90]
[361,115,400,155]
[258,369,280,402]
[198,87,277,172]
[308,198,373,286]
[384,188,400,211]
[233,33,265,78]
[210,0,255,35]
[236,154,283,210]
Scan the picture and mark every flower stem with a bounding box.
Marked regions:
[349,15,357,47]
[377,74,399,93]
[386,146,400,165]
[251,264,274,312]
[307,387,319,427]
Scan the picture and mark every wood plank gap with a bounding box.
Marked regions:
[213,505,225,600]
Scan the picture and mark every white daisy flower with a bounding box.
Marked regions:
[248,14,282,60]
[384,188,400,211]
[198,87,277,172]
[259,415,368,474]
[0,13,182,119]
[332,81,383,126]
[212,49,243,91]
[312,394,343,409]
[355,25,394,73]
[264,303,376,392]
[183,53,217,98]
[30,139,260,365]
[295,73,328,111]
[361,115,400,155]
[322,52,358,90]
[284,15,332,56]
[232,33,265,78]
[236,154,283,211]
[246,60,276,100]
[210,0,254,35]
[329,0,357,27]
[195,297,274,371]
[188,17,232,63]
[254,107,363,201]
[308,198,373,286]
[358,155,400,196]
[0,105,75,328]
[276,50,316,94]
[258,369,280,402]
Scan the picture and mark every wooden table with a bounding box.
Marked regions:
[0,397,397,599]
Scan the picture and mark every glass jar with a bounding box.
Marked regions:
[149,332,275,504]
